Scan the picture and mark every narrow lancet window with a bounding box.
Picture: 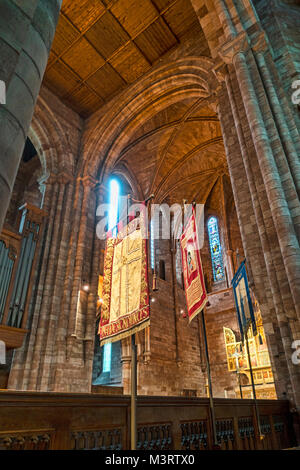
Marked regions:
[102,178,120,372]
[207,216,224,282]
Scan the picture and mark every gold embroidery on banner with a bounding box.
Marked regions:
[181,233,203,311]
[100,215,150,343]
[181,214,207,322]
[101,238,115,322]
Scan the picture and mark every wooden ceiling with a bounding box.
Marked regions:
[43,0,203,117]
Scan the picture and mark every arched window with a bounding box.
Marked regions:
[102,178,120,373]
[108,178,120,236]
[150,218,155,270]
[207,216,224,282]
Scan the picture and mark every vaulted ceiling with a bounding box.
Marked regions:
[114,97,231,210]
[43,0,204,117]
[42,1,233,214]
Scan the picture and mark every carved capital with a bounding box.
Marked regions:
[212,61,228,84]
[45,172,74,186]
[45,173,58,186]
[56,172,74,185]
[80,175,98,190]
[219,32,250,65]
[95,183,108,204]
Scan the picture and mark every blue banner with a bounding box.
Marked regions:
[231,260,257,342]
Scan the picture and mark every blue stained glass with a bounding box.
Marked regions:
[103,342,112,373]
[207,217,224,282]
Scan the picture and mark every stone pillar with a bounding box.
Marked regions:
[53,175,100,392]
[214,30,300,409]
[80,184,106,392]
[0,0,62,231]
[7,172,73,390]
[67,177,97,344]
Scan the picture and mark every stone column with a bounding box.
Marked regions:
[22,174,72,391]
[215,30,300,408]
[7,173,65,390]
[67,176,97,344]
[39,174,74,390]
[0,0,62,231]
[82,184,106,391]
[233,48,300,317]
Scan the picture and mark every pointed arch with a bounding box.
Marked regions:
[81,57,216,183]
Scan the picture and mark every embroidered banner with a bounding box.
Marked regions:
[180,210,207,322]
[231,260,257,342]
[99,215,150,344]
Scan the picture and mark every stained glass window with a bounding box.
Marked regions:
[207,216,224,282]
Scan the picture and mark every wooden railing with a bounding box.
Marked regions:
[0,391,297,450]
[0,204,46,350]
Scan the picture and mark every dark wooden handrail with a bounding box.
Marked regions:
[0,391,297,450]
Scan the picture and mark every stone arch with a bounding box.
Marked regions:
[107,162,144,202]
[81,57,216,183]
[29,95,75,177]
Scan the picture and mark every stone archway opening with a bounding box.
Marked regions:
[4,136,48,231]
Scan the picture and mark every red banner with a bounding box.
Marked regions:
[180,210,207,322]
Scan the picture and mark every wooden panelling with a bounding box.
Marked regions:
[61,37,105,79]
[51,14,80,56]
[0,325,28,350]
[152,0,175,11]
[111,0,158,37]
[61,0,106,32]
[43,0,204,117]
[109,42,151,83]
[0,391,296,450]
[86,64,126,100]
[85,11,129,59]
[134,18,177,64]
[64,85,104,117]
[44,61,81,97]
[163,0,201,38]
[47,51,58,69]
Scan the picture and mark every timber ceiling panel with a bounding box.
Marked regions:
[109,42,151,82]
[61,37,106,78]
[61,0,106,31]
[85,12,129,58]
[43,0,202,117]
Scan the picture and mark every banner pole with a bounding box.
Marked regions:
[131,333,137,450]
[127,193,137,450]
[238,368,243,399]
[201,307,219,448]
[244,325,264,442]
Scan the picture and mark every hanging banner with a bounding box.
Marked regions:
[180,210,208,322]
[231,260,257,342]
[99,214,150,344]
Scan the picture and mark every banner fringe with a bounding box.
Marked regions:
[100,318,150,345]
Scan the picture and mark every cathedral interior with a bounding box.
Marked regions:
[0,0,299,451]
